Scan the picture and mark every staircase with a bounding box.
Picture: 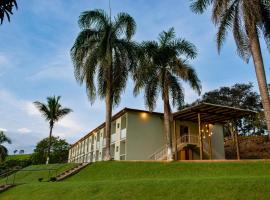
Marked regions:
[55,163,89,181]
[0,184,15,193]
[149,135,199,160]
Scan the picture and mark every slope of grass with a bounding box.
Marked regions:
[1,161,270,200]
[0,163,77,185]
[6,154,32,161]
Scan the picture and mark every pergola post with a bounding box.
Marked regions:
[198,113,203,160]
[234,123,240,160]
[208,130,212,160]
[174,120,178,160]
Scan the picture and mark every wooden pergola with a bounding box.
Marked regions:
[173,103,257,160]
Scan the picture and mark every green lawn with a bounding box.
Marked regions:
[0,163,77,185]
[6,154,32,161]
[1,161,270,200]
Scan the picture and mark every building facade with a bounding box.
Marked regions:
[69,103,256,163]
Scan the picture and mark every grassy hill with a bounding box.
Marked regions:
[1,161,270,200]
[0,163,76,185]
[6,154,32,161]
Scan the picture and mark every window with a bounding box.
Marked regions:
[117,123,120,128]
[116,146,119,152]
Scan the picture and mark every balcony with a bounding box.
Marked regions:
[96,141,100,149]
[103,138,106,147]
[177,135,199,150]
[120,129,126,140]
[111,133,116,144]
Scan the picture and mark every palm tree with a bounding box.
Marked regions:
[34,96,72,164]
[71,9,137,160]
[0,0,17,24]
[133,28,201,160]
[190,0,270,136]
[0,131,11,163]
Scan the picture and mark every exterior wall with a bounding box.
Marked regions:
[173,120,225,160]
[68,109,226,163]
[210,124,225,159]
[126,112,164,160]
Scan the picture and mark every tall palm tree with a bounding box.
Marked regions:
[190,0,270,136]
[133,28,201,160]
[0,131,11,163]
[0,0,17,24]
[34,96,72,164]
[71,9,137,160]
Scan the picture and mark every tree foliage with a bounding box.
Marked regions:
[31,137,70,164]
[133,28,201,160]
[0,0,17,24]
[0,131,11,163]
[190,0,270,137]
[71,9,137,106]
[190,0,270,62]
[134,27,201,111]
[71,9,137,160]
[184,83,267,136]
[34,96,72,164]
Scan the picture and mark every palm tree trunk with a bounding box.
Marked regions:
[249,30,270,138]
[163,88,173,161]
[46,125,53,165]
[104,67,113,161]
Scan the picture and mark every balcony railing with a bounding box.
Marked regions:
[120,129,126,140]
[111,133,116,144]
[149,135,199,160]
[178,135,199,145]
[96,141,100,149]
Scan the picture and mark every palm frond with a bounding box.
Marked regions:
[144,76,159,111]
[34,96,72,126]
[0,0,18,24]
[190,0,212,14]
[216,0,238,53]
[175,39,198,59]
[0,131,11,144]
[171,59,201,95]
[167,74,185,108]
[78,9,109,30]
[232,3,251,62]
[113,12,136,40]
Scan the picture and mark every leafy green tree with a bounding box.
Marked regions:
[34,96,72,164]
[0,0,17,24]
[31,137,70,164]
[71,9,137,160]
[133,28,201,160]
[0,131,11,163]
[190,0,270,136]
[185,83,266,136]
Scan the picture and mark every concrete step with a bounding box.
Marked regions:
[55,163,90,182]
[0,184,15,193]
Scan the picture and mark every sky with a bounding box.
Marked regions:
[0,0,269,154]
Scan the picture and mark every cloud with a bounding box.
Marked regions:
[0,128,7,132]
[23,101,40,116]
[17,128,32,134]
[27,51,74,82]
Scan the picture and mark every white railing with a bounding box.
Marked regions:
[120,129,127,140]
[149,145,167,160]
[149,135,199,160]
[111,133,116,144]
[178,135,199,145]
[103,138,106,147]
[96,141,100,149]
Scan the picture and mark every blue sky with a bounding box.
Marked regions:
[0,0,269,153]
